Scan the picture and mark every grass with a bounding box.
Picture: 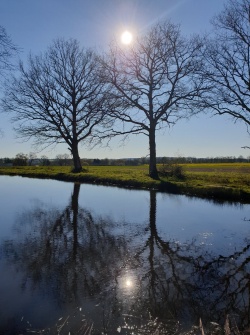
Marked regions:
[182,163,250,202]
[1,163,250,203]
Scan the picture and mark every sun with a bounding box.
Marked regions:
[121,31,133,45]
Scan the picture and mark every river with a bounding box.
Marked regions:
[0,175,250,334]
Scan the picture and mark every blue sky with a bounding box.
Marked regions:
[1,0,249,159]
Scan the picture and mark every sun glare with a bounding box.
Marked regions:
[126,279,132,287]
[121,31,133,45]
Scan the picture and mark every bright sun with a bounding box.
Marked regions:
[121,31,133,45]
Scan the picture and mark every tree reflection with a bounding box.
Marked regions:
[124,190,250,331]
[2,186,250,332]
[4,183,127,306]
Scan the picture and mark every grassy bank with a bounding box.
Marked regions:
[1,163,250,203]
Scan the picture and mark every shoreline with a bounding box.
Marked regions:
[1,165,250,204]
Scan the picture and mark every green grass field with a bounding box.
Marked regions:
[1,163,250,202]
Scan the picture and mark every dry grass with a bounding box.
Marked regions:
[23,314,244,335]
[23,308,93,335]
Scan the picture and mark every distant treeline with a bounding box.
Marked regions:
[0,153,249,167]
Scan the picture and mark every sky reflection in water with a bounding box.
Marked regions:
[0,176,250,334]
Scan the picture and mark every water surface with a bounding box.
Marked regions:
[0,175,250,333]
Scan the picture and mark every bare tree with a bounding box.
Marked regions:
[102,21,205,179]
[40,155,50,166]
[202,0,250,133]
[28,152,37,166]
[0,26,18,135]
[13,152,28,166]
[55,153,72,166]
[2,38,111,172]
[0,25,18,80]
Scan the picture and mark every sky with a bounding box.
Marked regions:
[1,0,249,160]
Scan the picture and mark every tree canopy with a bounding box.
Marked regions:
[202,0,250,130]
[2,38,111,172]
[0,25,18,81]
[102,21,206,178]
[3,2,250,173]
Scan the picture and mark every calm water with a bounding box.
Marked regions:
[0,175,250,334]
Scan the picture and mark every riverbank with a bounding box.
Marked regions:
[1,163,250,203]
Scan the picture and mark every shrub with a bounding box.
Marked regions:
[159,163,185,179]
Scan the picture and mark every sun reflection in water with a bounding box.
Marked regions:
[125,278,132,288]
[119,271,137,296]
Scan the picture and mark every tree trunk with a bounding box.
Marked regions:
[71,142,82,173]
[148,190,157,288]
[149,190,157,237]
[71,183,80,258]
[149,127,158,179]
[71,183,80,299]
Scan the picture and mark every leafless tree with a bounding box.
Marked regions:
[55,153,72,166]
[0,25,18,80]
[2,38,111,172]
[28,152,37,166]
[102,21,206,178]
[13,152,28,166]
[0,26,18,135]
[40,155,50,166]
[202,0,250,135]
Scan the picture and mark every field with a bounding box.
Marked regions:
[1,163,250,203]
[184,163,250,190]
[182,163,250,202]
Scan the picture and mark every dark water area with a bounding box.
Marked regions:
[0,175,250,334]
